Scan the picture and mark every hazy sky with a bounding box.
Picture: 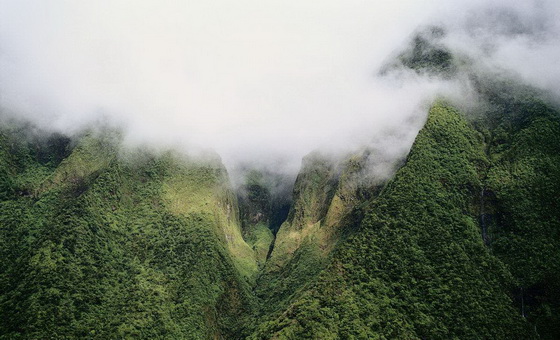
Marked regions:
[0,0,558,173]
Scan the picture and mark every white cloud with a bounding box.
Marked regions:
[0,0,558,172]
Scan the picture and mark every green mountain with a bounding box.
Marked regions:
[0,127,257,339]
[1,30,560,340]
[1,92,559,339]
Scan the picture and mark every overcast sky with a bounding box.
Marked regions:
[0,0,558,173]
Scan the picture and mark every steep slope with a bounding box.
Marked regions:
[2,81,559,339]
[481,95,560,338]
[237,170,291,270]
[0,127,257,339]
[251,102,533,339]
[254,151,378,320]
[381,27,560,338]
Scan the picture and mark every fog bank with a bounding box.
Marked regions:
[1,0,558,175]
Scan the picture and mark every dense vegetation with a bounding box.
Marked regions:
[253,151,375,320]
[0,128,256,339]
[250,102,537,339]
[482,95,560,338]
[1,52,559,338]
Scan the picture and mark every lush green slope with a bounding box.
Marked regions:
[0,128,256,339]
[253,151,377,323]
[482,97,560,338]
[251,103,534,339]
[1,89,559,339]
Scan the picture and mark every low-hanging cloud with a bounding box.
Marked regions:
[0,0,558,176]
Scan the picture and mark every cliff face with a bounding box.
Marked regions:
[0,126,256,339]
[268,151,376,266]
[251,150,382,320]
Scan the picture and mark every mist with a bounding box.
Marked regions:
[1,0,559,178]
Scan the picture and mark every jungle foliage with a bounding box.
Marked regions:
[1,82,559,339]
[0,128,255,339]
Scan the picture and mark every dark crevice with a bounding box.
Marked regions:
[265,233,276,261]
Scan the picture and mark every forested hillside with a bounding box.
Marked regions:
[0,126,256,339]
[250,102,537,339]
[1,92,559,339]
[1,23,560,339]
[244,29,560,339]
